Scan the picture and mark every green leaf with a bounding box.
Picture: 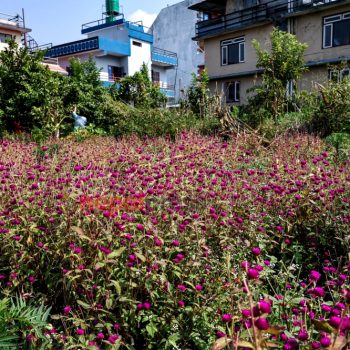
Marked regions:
[146,322,157,338]
[211,337,232,350]
[109,280,122,296]
[135,252,146,262]
[312,319,334,333]
[108,247,126,259]
[77,300,91,310]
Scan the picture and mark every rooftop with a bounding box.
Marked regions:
[0,11,31,34]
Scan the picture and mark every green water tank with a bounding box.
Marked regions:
[106,0,120,22]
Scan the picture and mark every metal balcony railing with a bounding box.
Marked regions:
[82,14,125,32]
[0,12,25,28]
[152,47,177,58]
[46,37,99,58]
[153,81,176,90]
[195,0,348,38]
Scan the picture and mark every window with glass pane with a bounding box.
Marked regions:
[323,12,350,48]
[225,81,240,102]
[221,37,245,65]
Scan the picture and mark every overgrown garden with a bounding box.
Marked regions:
[0,30,349,349]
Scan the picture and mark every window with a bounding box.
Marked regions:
[132,40,142,47]
[0,33,13,43]
[225,81,240,103]
[323,12,350,48]
[151,70,160,84]
[221,37,245,65]
[108,66,124,81]
[329,68,350,82]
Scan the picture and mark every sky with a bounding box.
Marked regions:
[0,0,181,46]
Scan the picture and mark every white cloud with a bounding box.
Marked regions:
[128,9,157,29]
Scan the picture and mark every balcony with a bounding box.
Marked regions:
[194,0,348,39]
[151,47,178,67]
[81,14,125,34]
[126,22,153,43]
[46,36,130,58]
[154,81,176,98]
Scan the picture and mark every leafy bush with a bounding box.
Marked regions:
[250,28,308,119]
[325,132,350,162]
[111,108,220,139]
[0,296,51,349]
[311,76,350,137]
[113,63,167,108]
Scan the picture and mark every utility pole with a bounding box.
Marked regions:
[22,8,27,48]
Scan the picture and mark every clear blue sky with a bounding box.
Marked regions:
[0,0,180,45]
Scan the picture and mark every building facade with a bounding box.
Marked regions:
[189,0,350,104]
[46,12,178,101]
[0,12,31,52]
[151,0,205,102]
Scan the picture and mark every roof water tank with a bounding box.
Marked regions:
[106,0,120,21]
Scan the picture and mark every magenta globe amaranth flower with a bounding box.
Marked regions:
[63,306,71,314]
[195,284,203,291]
[108,334,119,344]
[247,268,260,280]
[320,336,331,347]
[251,247,261,256]
[311,341,321,349]
[177,284,187,292]
[255,317,270,330]
[259,300,272,314]
[297,329,309,341]
[76,328,85,336]
[178,300,185,308]
[309,270,321,282]
[241,309,251,318]
[222,313,233,323]
[143,302,151,310]
[97,332,104,339]
[329,315,342,329]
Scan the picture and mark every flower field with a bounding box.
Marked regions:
[0,133,349,349]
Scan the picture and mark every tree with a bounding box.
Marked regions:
[186,69,210,117]
[251,28,308,119]
[0,40,55,131]
[115,63,166,108]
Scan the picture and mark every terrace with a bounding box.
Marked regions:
[151,47,178,67]
[192,0,349,39]
[46,36,130,58]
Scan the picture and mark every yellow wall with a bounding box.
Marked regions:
[204,23,273,79]
[293,4,350,64]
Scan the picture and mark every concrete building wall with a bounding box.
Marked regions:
[204,23,273,78]
[86,25,129,43]
[293,4,350,64]
[57,52,92,70]
[151,0,204,102]
[0,24,24,51]
[209,74,261,105]
[128,39,151,76]
[299,66,329,91]
[94,56,123,73]
[151,66,168,86]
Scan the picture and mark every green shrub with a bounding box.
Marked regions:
[311,76,350,137]
[111,108,220,139]
[325,132,350,162]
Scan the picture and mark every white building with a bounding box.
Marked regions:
[0,12,31,52]
[151,0,205,102]
[46,11,178,101]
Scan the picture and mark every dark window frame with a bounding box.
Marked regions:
[323,12,350,49]
[225,81,240,103]
[221,37,245,66]
[132,40,142,47]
